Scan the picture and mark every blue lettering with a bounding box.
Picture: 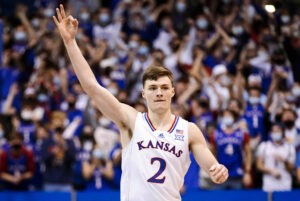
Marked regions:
[176,150,183,158]
[147,140,154,148]
[137,141,146,150]
[169,146,176,155]
[155,141,164,150]
[164,143,170,151]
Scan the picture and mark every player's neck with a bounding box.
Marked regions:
[147,109,174,131]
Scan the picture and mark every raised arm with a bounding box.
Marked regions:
[188,123,228,184]
[53,5,137,132]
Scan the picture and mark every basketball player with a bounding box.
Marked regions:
[53,5,228,200]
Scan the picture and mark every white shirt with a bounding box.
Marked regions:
[121,113,191,201]
[256,141,296,192]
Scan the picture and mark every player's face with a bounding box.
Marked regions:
[142,76,175,113]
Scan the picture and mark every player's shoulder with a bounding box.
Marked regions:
[187,122,204,142]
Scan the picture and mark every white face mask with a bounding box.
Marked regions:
[271,132,283,142]
[222,116,234,127]
[232,26,243,35]
[292,87,300,97]
[176,2,186,12]
[31,18,40,28]
[80,12,90,21]
[196,18,208,29]
[281,15,290,24]
[83,141,93,151]
[248,96,260,105]
[93,149,105,159]
[21,110,33,120]
[98,117,111,128]
[14,31,27,41]
[44,8,54,18]
[220,75,231,86]
[129,41,139,49]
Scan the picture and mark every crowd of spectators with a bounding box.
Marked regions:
[0,0,300,192]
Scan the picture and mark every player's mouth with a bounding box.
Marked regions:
[154,100,165,102]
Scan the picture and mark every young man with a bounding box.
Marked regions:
[53,5,228,201]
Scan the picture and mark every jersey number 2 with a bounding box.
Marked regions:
[147,157,166,183]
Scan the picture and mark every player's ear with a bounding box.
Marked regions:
[142,89,145,98]
[171,87,175,98]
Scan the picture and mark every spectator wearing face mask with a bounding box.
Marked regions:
[93,7,123,49]
[210,109,252,189]
[256,123,296,192]
[82,146,114,191]
[204,64,232,111]
[17,101,37,145]
[77,7,94,40]
[0,133,34,190]
[281,108,300,150]
[243,87,266,144]
[127,41,152,103]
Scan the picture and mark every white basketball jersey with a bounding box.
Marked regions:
[121,112,191,201]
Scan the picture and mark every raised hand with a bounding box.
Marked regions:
[53,4,78,44]
[209,164,229,184]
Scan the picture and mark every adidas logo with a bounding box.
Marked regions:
[158,133,164,138]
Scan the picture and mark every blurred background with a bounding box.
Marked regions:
[0,0,300,200]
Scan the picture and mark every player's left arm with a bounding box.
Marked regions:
[189,123,228,184]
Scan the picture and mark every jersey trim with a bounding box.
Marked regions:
[144,113,179,133]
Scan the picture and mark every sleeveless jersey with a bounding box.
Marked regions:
[121,112,191,201]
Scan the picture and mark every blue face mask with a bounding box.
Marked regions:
[232,26,243,35]
[176,2,186,13]
[0,130,3,138]
[80,13,90,21]
[138,46,149,55]
[129,41,139,49]
[248,96,260,105]
[99,13,110,23]
[196,19,208,29]
[93,149,105,159]
[14,31,27,41]
[222,116,234,127]
[281,15,290,24]
[38,94,49,102]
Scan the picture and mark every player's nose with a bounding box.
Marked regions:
[156,88,163,96]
